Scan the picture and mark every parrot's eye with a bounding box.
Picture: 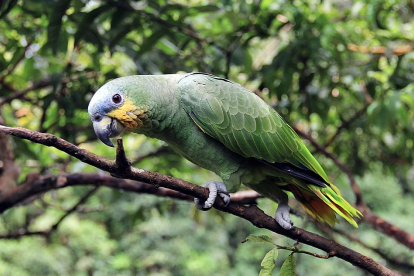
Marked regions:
[112,94,122,104]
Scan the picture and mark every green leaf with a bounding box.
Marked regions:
[279,254,296,276]
[157,38,178,55]
[400,90,414,109]
[12,137,38,161]
[243,48,253,72]
[22,58,35,80]
[259,267,273,276]
[259,247,278,276]
[46,0,71,53]
[74,5,112,46]
[189,5,220,13]
[135,28,167,57]
[244,234,275,245]
[377,103,390,130]
[7,46,24,66]
[261,248,278,267]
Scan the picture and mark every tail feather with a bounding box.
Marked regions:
[288,184,338,226]
[287,183,362,227]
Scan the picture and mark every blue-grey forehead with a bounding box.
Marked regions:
[87,81,126,115]
[88,85,110,115]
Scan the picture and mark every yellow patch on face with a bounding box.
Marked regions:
[107,98,146,129]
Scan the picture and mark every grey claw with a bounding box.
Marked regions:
[275,203,294,230]
[194,181,230,211]
[220,192,231,207]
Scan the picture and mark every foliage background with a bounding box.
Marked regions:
[1,0,414,275]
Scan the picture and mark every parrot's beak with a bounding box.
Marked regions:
[91,114,125,147]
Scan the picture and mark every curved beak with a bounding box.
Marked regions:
[91,114,125,147]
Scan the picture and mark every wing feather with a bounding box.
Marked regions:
[179,73,330,184]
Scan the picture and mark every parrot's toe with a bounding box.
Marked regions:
[289,207,303,218]
[275,203,295,230]
[219,192,231,207]
[194,181,230,210]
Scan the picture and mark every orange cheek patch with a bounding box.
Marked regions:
[107,98,144,129]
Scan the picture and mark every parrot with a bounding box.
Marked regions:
[87,73,362,230]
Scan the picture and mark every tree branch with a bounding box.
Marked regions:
[0,125,401,276]
[0,173,262,214]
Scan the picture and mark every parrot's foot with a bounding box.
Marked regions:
[194,181,230,211]
[275,202,295,230]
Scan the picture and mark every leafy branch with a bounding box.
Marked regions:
[243,234,331,259]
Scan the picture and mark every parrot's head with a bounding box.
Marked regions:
[88,77,149,147]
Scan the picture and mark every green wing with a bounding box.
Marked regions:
[178,73,331,184]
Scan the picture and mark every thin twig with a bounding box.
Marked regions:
[276,244,332,259]
[323,81,373,148]
[0,40,33,82]
[50,186,99,232]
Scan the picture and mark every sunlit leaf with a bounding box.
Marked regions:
[136,28,168,57]
[244,234,275,245]
[279,254,296,276]
[259,248,278,276]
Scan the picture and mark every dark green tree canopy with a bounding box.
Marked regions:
[0,0,414,275]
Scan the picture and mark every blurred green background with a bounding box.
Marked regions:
[1,0,414,275]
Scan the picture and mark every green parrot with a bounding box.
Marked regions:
[88,73,362,230]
